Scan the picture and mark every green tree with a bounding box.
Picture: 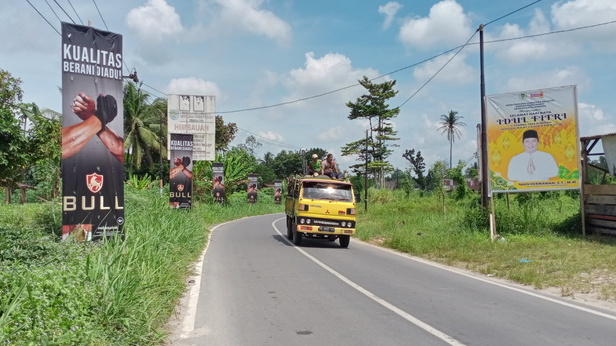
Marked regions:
[427,161,448,212]
[123,82,167,175]
[215,115,238,152]
[21,104,62,200]
[438,110,466,169]
[271,150,304,178]
[235,135,262,157]
[0,70,28,203]
[342,76,399,188]
[402,149,426,190]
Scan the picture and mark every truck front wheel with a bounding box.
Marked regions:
[339,235,350,248]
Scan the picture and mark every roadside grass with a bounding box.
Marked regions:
[356,189,616,302]
[0,187,282,345]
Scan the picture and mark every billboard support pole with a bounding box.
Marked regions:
[479,24,490,210]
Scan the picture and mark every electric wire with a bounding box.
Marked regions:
[66,0,83,25]
[91,0,108,30]
[25,0,61,35]
[24,0,615,117]
[484,0,542,27]
[237,128,302,150]
[43,0,62,24]
[397,31,478,109]
[53,0,76,24]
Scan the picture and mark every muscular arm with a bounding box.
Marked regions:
[170,164,185,179]
[97,127,124,162]
[70,91,123,162]
[61,116,103,159]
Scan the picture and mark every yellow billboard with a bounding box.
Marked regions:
[485,85,580,193]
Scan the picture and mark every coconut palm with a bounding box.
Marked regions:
[438,110,466,169]
[124,82,167,175]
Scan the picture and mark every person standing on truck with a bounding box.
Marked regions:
[321,153,342,179]
[308,154,322,176]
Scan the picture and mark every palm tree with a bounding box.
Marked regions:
[123,82,167,175]
[438,110,466,169]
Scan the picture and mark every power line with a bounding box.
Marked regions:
[485,0,543,27]
[237,128,302,150]
[53,0,76,24]
[25,0,61,36]
[66,0,83,25]
[43,0,62,23]
[397,31,478,109]
[91,0,108,30]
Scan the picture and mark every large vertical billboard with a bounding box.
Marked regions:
[169,134,193,209]
[61,23,124,241]
[212,162,225,203]
[485,85,580,193]
[167,95,215,161]
[247,174,258,203]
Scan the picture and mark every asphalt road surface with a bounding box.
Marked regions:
[168,213,616,346]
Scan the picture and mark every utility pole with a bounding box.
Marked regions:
[479,24,490,209]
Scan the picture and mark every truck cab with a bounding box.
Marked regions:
[284,175,356,248]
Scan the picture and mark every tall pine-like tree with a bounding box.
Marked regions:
[342,76,399,188]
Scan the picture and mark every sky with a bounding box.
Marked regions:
[2,0,615,173]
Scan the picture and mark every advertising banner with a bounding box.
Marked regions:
[485,85,580,193]
[212,162,225,203]
[274,180,282,204]
[167,94,215,161]
[169,134,194,209]
[247,174,258,203]
[61,22,124,241]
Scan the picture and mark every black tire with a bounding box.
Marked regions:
[292,223,302,246]
[339,235,350,248]
[286,216,293,240]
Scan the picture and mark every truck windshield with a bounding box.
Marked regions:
[302,182,353,201]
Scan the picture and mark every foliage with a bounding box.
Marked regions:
[215,115,238,152]
[126,173,154,190]
[402,148,426,190]
[0,189,282,345]
[270,150,304,178]
[124,82,167,174]
[356,188,616,301]
[21,104,62,200]
[437,110,466,169]
[0,70,28,201]
[342,76,400,188]
[235,135,262,157]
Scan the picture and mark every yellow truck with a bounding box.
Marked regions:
[284,175,357,248]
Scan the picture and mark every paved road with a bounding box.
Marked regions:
[169,213,616,346]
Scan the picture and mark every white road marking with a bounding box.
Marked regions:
[360,240,616,322]
[272,218,467,346]
[179,222,222,339]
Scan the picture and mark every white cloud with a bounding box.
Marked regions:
[283,52,378,107]
[577,102,616,137]
[412,52,474,84]
[165,77,221,96]
[212,0,292,45]
[551,0,616,29]
[398,0,473,50]
[257,130,285,142]
[379,2,402,30]
[317,125,345,142]
[502,66,588,94]
[126,0,183,42]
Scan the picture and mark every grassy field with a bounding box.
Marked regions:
[356,189,616,302]
[0,187,282,345]
[1,186,615,345]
